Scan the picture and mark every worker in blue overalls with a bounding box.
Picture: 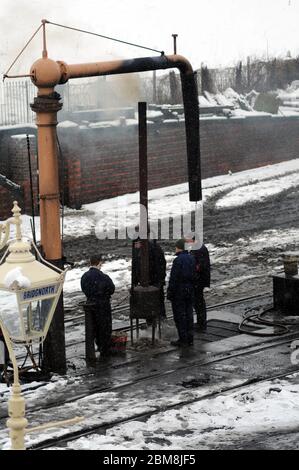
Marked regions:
[167,239,196,347]
[81,255,115,357]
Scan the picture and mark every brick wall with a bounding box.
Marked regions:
[0,187,15,220]
[1,115,299,219]
[0,134,37,219]
[59,115,299,208]
[0,135,10,178]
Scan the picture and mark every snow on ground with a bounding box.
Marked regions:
[0,375,76,405]
[217,170,299,208]
[64,254,174,298]
[1,158,299,449]
[86,157,299,238]
[0,372,295,450]
[1,157,299,313]
[1,158,299,316]
[61,374,299,450]
[3,157,299,242]
[64,258,132,296]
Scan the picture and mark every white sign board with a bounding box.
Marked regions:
[21,284,58,302]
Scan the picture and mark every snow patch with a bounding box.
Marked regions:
[4,267,31,289]
[10,134,35,140]
[58,121,79,128]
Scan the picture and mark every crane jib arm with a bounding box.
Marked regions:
[31,54,202,201]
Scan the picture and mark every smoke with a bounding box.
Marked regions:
[1,0,155,109]
[104,73,142,107]
[0,0,121,74]
[0,0,68,74]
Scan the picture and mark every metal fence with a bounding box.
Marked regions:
[0,74,187,126]
[0,80,36,125]
[0,78,104,126]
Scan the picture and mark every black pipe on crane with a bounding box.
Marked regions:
[58,54,202,202]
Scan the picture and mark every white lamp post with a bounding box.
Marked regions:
[0,201,67,450]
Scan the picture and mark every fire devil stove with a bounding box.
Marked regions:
[273,252,299,315]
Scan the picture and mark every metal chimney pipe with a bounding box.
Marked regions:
[172,34,178,55]
[138,102,150,287]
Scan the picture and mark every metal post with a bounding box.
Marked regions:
[0,322,28,450]
[130,318,134,345]
[30,94,66,374]
[138,102,149,288]
[25,81,30,124]
[172,34,178,55]
[153,70,157,104]
[26,135,36,245]
[152,320,156,345]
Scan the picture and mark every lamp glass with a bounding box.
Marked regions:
[0,290,21,339]
[0,281,62,343]
[20,297,55,339]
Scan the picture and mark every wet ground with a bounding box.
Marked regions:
[2,172,299,450]
[1,309,297,450]
[63,183,299,309]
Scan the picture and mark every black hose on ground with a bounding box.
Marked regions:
[238,305,299,336]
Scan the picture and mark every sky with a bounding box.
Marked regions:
[0,0,299,74]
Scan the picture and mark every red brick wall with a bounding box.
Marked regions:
[0,134,38,219]
[60,123,188,206]
[59,116,299,208]
[1,115,299,219]
[0,187,15,220]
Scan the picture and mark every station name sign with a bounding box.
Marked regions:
[21,284,58,301]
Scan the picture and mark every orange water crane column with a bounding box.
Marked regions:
[30,58,62,261]
[30,57,65,373]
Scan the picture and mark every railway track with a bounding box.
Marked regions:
[14,290,272,365]
[27,335,299,450]
[1,329,298,436]
[1,291,297,450]
[64,290,272,327]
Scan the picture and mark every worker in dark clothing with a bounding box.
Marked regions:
[167,239,196,347]
[186,236,211,330]
[81,255,115,357]
[132,238,167,319]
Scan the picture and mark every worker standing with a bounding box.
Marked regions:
[167,239,196,347]
[186,235,211,330]
[81,255,115,357]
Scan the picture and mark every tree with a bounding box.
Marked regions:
[235,61,243,93]
[169,71,180,104]
[201,65,216,94]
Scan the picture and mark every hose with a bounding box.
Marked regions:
[238,305,299,336]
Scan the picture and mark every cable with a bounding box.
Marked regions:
[238,305,293,336]
[3,24,43,79]
[112,294,130,310]
[46,20,164,55]
[3,19,164,83]
[26,134,37,245]
[56,135,65,244]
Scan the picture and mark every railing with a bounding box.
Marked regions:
[0,78,104,126]
[0,80,36,125]
[0,74,187,126]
